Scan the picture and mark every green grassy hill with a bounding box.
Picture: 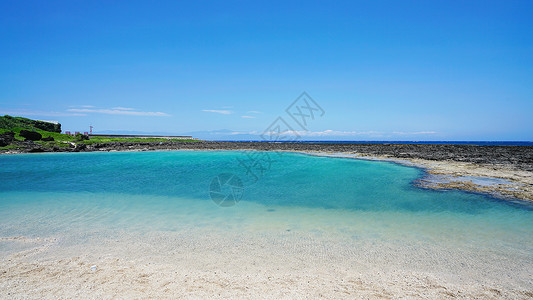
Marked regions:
[0,115,74,150]
[0,115,61,133]
[0,115,198,151]
[1,115,74,141]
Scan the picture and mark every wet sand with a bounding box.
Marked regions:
[1,222,532,299]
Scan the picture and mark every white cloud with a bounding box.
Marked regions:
[67,108,170,116]
[202,109,233,115]
[37,120,60,124]
[69,105,95,108]
[111,107,135,111]
[241,115,256,119]
[0,109,86,117]
[247,111,261,114]
[204,130,248,135]
[392,131,437,135]
[262,130,382,137]
[196,129,439,139]
[259,130,437,137]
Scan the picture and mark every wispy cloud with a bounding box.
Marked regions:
[202,109,233,115]
[259,130,437,137]
[0,109,86,117]
[247,110,261,114]
[392,131,437,135]
[261,130,381,137]
[1,106,170,117]
[67,108,170,116]
[241,115,256,119]
[111,107,135,111]
[69,105,94,108]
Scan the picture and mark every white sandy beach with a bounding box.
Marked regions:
[1,194,532,299]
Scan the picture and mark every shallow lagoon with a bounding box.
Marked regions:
[1,151,532,297]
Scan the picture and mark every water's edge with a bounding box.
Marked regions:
[2,148,531,204]
[299,151,533,207]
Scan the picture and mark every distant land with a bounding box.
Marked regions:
[92,129,532,145]
[0,115,198,152]
[217,140,533,146]
[2,115,533,204]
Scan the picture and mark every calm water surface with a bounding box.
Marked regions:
[0,151,532,257]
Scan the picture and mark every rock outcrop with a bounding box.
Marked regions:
[19,130,42,141]
[0,131,15,146]
[73,143,87,152]
[75,134,89,141]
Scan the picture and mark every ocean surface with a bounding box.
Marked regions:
[219,140,533,146]
[1,151,532,295]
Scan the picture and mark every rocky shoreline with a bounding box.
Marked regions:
[2,141,533,203]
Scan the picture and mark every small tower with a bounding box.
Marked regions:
[89,126,93,135]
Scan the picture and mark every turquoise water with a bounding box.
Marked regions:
[1,151,532,269]
[1,151,531,212]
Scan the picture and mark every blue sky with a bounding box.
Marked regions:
[1,0,532,140]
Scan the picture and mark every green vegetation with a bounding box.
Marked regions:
[0,115,61,132]
[0,125,75,142]
[34,140,72,148]
[0,115,199,151]
[0,144,22,150]
[79,137,198,145]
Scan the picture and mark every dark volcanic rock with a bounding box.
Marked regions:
[86,141,531,172]
[0,131,15,146]
[33,120,61,133]
[27,147,45,153]
[19,130,42,141]
[1,131,15,139]
[75,134,89,141]
[73,143,87,152]
[3,139,533,173]
[0,138,9,147]
[22,141,44,153]
[41,136,55,141]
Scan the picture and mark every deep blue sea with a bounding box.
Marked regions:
[218,140,533,146]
